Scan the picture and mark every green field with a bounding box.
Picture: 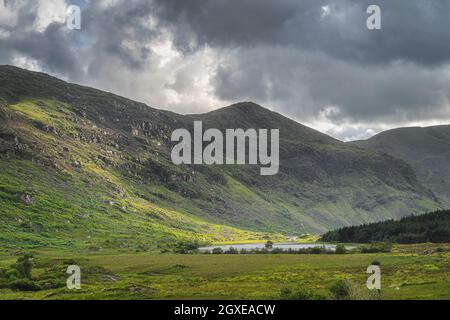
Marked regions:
[1,243,449,300]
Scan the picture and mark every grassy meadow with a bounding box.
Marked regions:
[0,243,449,300]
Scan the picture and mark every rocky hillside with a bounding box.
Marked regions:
[0,66,442,249]
[353,126,450,207]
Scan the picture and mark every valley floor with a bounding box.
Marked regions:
[0,243,449,300]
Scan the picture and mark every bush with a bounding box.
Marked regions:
[0,255,74,292]
[271,248,284,254]
[280,287,325,300]
[0,267,20,280]
[330,279,382,300]
[302,246,332,254]
[335,244,347,254]
[330,280,351,300]
[13,254,34,279]
[360,243,392,253]
[212,247,223,254]
[173,241,200,254]
[225,247,238,254]
[39,278,66,290]
[9,279,41,292]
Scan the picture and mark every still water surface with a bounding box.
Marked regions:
[198,242,354,252]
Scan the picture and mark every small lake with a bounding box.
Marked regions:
[198,242,354,252]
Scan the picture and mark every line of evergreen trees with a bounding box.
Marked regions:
[320,210,450,243]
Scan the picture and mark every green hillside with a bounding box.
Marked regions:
[0,66,442,250]
[352,126,450,206]
[321,210,450,243]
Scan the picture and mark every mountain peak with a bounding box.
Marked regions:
[225,101,267,111]
[202,101,273,117]
[193,101,340,145]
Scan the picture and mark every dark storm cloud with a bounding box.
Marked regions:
[4,23,83,79]
[212,47,450,124]
[82,0,159,71]
[153,0,450,66]
[149,0,450,127]
[1,0,450,140]
[0,0,83,79]
[0,0,160,75]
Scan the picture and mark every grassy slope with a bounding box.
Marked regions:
[0,99,266,250]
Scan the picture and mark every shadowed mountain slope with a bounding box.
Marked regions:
[353,126,450,207]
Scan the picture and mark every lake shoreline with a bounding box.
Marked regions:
[199,242,356,252]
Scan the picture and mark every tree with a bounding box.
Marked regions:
[335,244,347,254]
[265,240,274,250]
[13,254,34,279]
[330,280,351,300]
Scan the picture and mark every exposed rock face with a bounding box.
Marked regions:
[21,192,34,205]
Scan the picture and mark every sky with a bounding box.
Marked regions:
[1,0,450,141]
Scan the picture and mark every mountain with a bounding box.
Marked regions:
[0,66,441,250]
[352,126,450,207]
[320,210,450,243]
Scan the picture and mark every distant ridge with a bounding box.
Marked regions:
[353,125,450,206]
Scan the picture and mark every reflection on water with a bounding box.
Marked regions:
[198,242,354,252]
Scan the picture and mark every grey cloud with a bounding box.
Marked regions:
[0,0,83,79]
[213,47,450,124]
[82,0,160,71]
[1,0,450,141]
[7,24,83,79]
[154,0,450,66]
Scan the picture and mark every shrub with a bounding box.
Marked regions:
[360,243,392,253]
[13,254,34,279]
[0,267,20,280]
[173,241,200,254]
[335,244,347,254]
[330,279,382,300]
[271,248,284,254]
[330,280,351,300]
[225,247,239,254]
[307,246,330,254]
[9,279,41,292]
[280,287,325,300]
[212,247,224,254]
[39,278,66,290]
[265,241,274,249]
